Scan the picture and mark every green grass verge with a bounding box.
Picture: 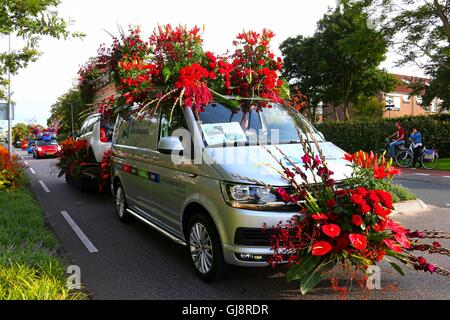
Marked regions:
[0,186,87,300]
[436,158,450,171]
[387,183,417,203]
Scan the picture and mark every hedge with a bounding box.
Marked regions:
[315,114,450,158]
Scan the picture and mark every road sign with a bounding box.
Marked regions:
[0,103,14,120]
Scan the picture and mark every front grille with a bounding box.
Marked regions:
[234,228,275,246]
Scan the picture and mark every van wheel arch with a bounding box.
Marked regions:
[182,203,221,243]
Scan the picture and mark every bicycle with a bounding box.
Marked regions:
[395,143,439,170]
[379,138,406,159]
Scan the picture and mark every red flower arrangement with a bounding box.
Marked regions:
[57,138,89,180]
[98,149,111,192]
[57,138,111,193]
[256,134,450,295]
[78,25,292,120]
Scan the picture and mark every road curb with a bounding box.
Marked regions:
[392,199,428,215]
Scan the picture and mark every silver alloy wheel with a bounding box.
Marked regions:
[116,187,125,218]
[189,223,213,274]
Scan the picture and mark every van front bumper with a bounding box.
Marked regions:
[217,206,299,267]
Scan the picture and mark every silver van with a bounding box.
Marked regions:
[111,101,351,281]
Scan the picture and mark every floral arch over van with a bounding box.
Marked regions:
[78,25,292,121]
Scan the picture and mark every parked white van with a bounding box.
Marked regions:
[111,101,351,281]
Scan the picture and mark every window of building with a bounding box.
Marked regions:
[415,96,423,105]
[402,95,410,103]
[431,99,438,113]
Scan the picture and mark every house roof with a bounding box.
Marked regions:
[390,73,430,94]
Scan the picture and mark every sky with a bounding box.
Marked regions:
[0,0,424,129]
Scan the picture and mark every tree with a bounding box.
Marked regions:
[0,0,84,100]
[352,95,385,119]
[11,122,28,142]
[280,0,396,121]
[366,0,450,110]
[48,88,87,137]
[280,36,324,121]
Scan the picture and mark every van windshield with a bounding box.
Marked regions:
[198,103,324,147]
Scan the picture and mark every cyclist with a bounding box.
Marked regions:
[409,126,423,169]
[387,122,406,157]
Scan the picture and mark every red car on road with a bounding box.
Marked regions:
[33,140,61,159]
[21,139,29,150]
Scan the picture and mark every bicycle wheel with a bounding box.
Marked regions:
[395,150,413,168]
[421,153,439,170]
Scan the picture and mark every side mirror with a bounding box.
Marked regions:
[158,136,184,155]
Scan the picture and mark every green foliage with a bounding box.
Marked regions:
[352,96,385,119]
[280,0,396,122]
[0,186,87,299]
[366,0,450,110]
[0,0,84,100]
[316,114,450,157]
[387,183,416,203]
[11,122,28,142]
[436,158,450,171]
[0,262,86,300]
[48,88,87,137]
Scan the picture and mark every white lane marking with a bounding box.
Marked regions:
[29,167,36,174]
[61,211,99,253]
[38,180,50,193]
[443,176,450,178]
[24,161,29,166]
[414,173,430,176]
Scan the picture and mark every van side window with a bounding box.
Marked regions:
[115,113,159,150]
[159,105,189,141]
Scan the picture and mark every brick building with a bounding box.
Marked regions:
[382,73,441,119]
[321,73,443,121]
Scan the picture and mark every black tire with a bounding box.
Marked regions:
[65,171,71,184]
[114,183,130,222]
[187,213,227,282]
[395,150,413,168]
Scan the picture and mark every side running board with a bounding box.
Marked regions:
[126,208,187,246]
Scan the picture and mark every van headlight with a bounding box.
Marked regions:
[220,182,284,210]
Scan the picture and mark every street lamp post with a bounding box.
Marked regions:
[7,34,12,159]
[386,97,394,120]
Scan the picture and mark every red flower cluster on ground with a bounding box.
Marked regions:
[0,145,24,190]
